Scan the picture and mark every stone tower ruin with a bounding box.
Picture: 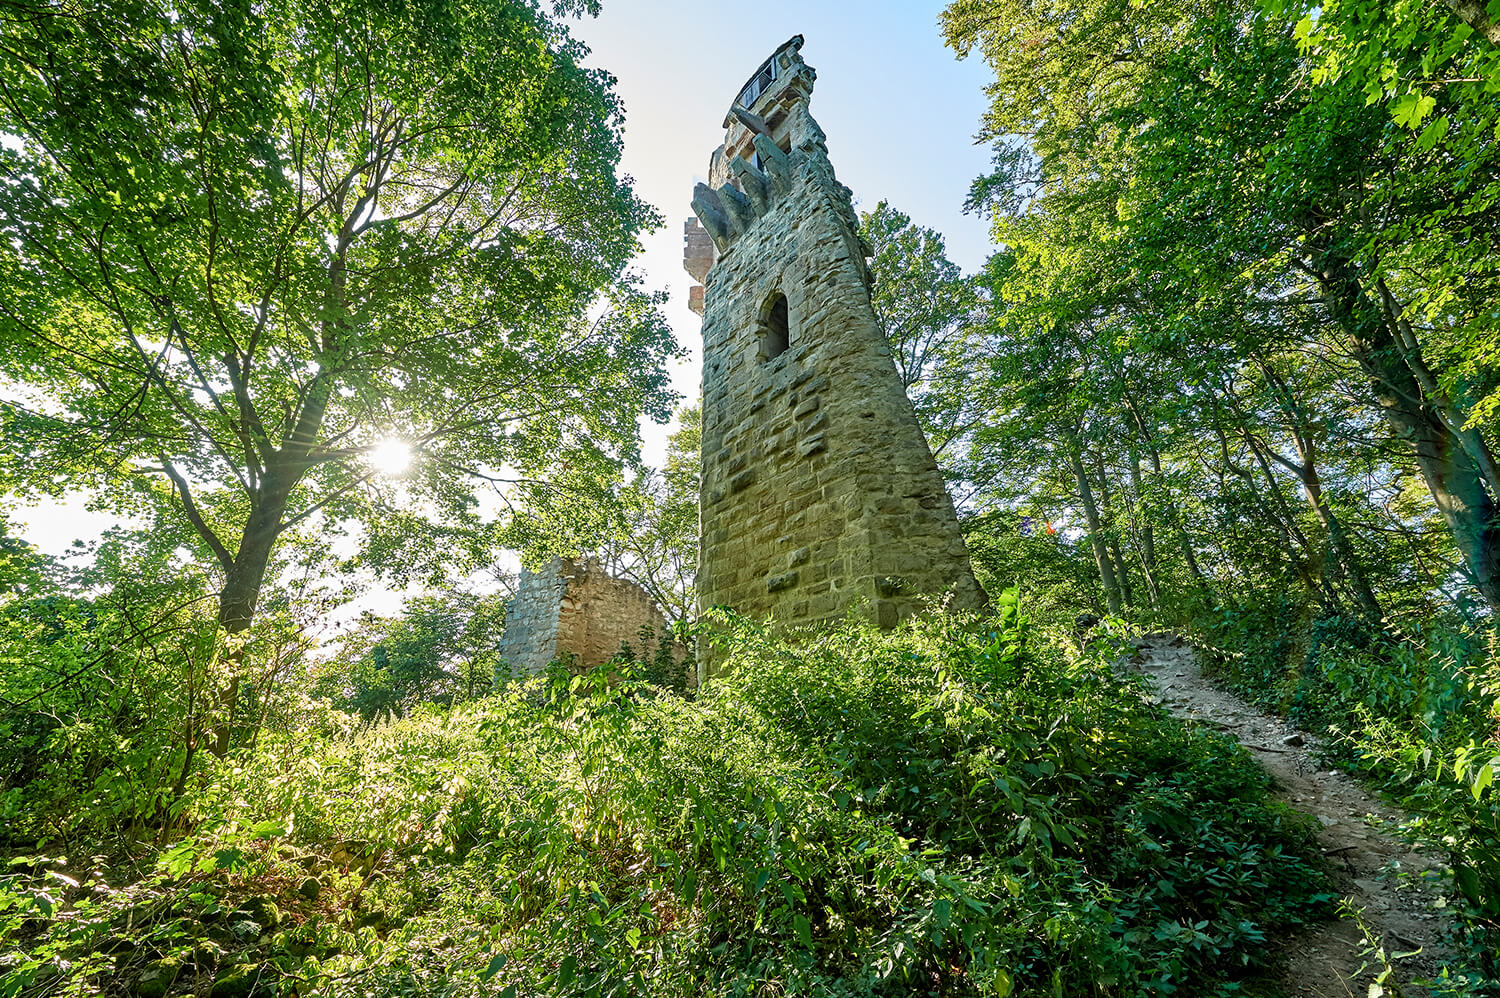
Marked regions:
[686,36,985,678]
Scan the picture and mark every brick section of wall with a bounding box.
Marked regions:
[497,557,694,688]
[555,562,666,667]
[690,39,986,681]
[684,219,715,316]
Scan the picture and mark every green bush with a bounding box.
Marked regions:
[5,598,1329,996]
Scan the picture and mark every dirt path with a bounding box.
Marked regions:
[1129,634,1454,996]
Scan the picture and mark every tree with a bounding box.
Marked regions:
[312,589,507,719]
[589,405,700,622]
[0,0,679,646]
[859,202,1001,507]
[943,0,1500,614]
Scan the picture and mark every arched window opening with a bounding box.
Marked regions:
[759,293,790,363]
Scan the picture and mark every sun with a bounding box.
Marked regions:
[367,437,412,476]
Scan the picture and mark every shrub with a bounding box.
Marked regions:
[5,597,1329,996]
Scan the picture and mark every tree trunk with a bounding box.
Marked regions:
[1439,0,1500,44]
[1108,535,1135,609]
[1093,454,1136,608]
[1288,435,1384,622]
[1066,433,1123,614]
[1375,280,1500,502]
[210,474,296,756]
[1217,419,1332,605]
[1129,457,1162,608]
[1315,250,1500,614]
[1148,445,1206,587]
[1129,419,1207,589]
[1249,355,1384,620]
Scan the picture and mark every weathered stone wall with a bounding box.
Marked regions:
[495,558,567,675]
[688,36,986,680]
[496,557,693,687]
[553,561,672,668]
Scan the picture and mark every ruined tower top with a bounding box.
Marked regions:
[709,36,812,186]
[683,35,836,299]
[686,39,986,681]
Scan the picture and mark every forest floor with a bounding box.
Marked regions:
[1128,633,1456,996]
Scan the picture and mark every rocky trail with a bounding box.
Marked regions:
[1128,634,1457,996]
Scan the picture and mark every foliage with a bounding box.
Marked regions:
[860,202,990,491]
[309,590,508,720]
[0,0,681,633]
[964,511,1105,625]
[0,526,315,845]
[941,0,1500,619]
[2,607,1330,996]
[588,405,701,622]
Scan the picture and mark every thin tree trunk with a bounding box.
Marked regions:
[1286,434,1384,622]
[1129,457,1162,608]
[1123,396,1205,591]
[1093,453,1136,608]
[1066,432,1123,614]
[1235,358,1385,622]
[1150,445,1206,587]
[1108,535,1135,609]
[1216,419,1332,605]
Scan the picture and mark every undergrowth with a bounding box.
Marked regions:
[3,597,1330,996]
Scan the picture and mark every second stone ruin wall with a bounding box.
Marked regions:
[496,557,695,689]
[554,565,674,669]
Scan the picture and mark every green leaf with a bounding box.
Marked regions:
[212,848,246,871]
[158,841,197,878]
[1472,761,1494,801]
[1391,93,1436,129]
[557,954,576,988]
[1415,115,1450,151]
[793,912,813,949]
[480,953,507,981]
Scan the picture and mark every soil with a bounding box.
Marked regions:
[1127,633,1457,997]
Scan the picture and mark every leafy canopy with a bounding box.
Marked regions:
[0,0,680,627]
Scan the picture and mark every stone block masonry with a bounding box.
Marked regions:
[496,557,693,688]
[687,36,986,683]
